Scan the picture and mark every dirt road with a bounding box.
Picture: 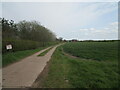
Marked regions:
[2,44,60,88]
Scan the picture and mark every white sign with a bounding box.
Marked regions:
[6,44,12,50]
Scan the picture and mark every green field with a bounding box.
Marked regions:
[63,41,118,61]
[41,41,119,88]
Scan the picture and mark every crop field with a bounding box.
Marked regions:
[63,41,118,61]
[41,41,119,88]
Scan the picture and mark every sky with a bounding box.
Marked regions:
[0,1,119,40]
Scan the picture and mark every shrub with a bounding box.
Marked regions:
[2,39,58,54]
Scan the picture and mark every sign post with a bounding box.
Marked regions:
[6,44,12,52]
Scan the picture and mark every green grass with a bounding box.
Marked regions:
[42,46,71,88]
[38,47,53,56]
[62,41,118,61]
[41,43,119,88]
[2,46,49,67]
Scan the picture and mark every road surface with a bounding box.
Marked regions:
[2,44,60,88]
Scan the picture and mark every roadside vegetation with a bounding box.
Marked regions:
[1,18,56,42]
[1,18,60,66]
[38,47,53,56]
[1,18,57,53]
[41,41,119,88]
[3,46,50,67]
[2,39,58,53]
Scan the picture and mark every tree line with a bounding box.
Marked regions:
[1,18,56,42]
[1,18,58,53]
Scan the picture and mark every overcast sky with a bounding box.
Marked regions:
[1,1,118,40]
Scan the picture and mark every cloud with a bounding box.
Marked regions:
[33,2,117,35]
[2,2,118,40]
[78,22,118,40]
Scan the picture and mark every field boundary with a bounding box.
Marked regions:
[62,48,98,61]
[32,45,62,88]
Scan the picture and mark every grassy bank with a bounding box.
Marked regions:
[41,44,119,88]
[38,47,53,56]
[3,46,49,67]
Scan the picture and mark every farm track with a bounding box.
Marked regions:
[2,44,61,88]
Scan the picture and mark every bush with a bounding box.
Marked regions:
[2,39,58,54]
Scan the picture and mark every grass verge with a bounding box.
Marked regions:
[38,47,53,56]
[3,46,49,67]
[41,46,119,88]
